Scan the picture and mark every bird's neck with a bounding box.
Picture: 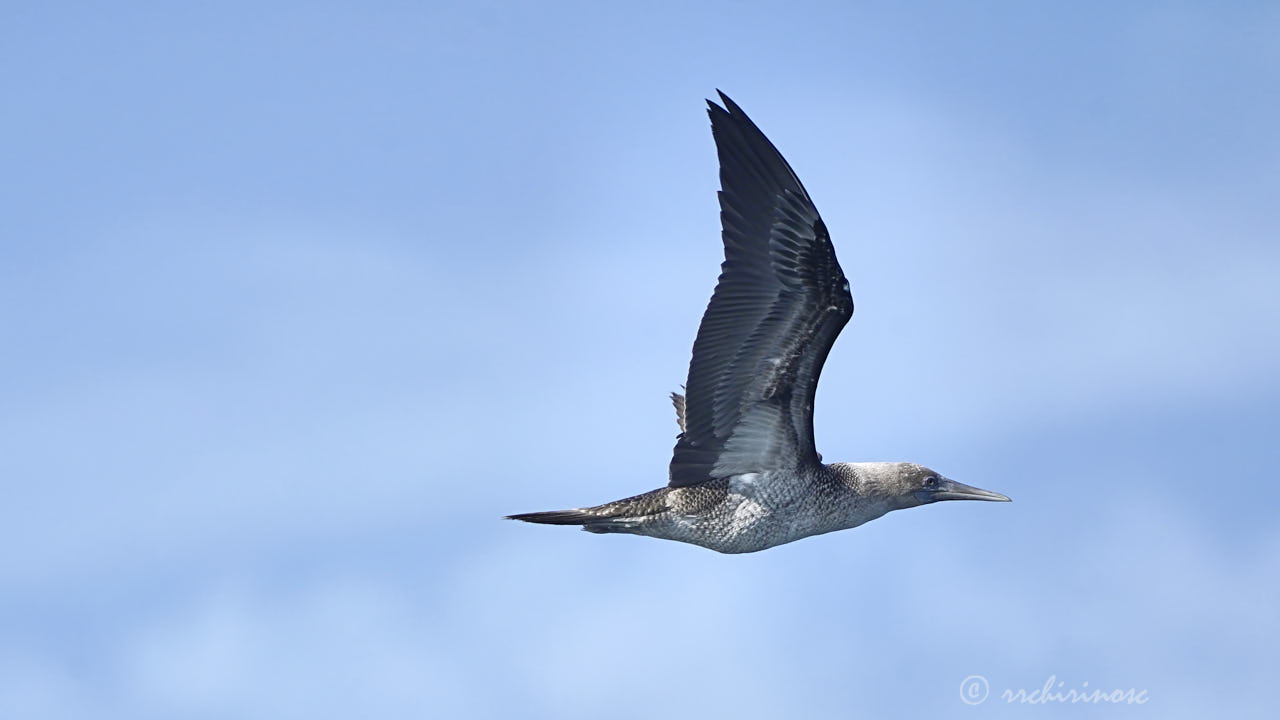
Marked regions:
[828,461,911,512]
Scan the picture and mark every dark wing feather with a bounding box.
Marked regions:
[671,391,687,432]
[669,92,853,488]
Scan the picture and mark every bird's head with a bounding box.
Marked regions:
[889,463,1011,509]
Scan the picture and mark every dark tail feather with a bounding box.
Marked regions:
[505,507,642,534]
[506,509,600,526]
[507,488,667,534]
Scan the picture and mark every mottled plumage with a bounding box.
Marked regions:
[508,92,1009,553]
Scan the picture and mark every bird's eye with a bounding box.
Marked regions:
[924,476,939,489]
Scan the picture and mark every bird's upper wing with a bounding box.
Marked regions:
[669,92,853,488]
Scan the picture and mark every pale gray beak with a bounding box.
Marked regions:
[917,478,1011,503]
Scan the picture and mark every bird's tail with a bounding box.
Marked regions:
[506,509,601,526]
[506,488,668,534]
[506,508,639,534]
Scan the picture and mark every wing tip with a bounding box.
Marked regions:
[706,89,743,118]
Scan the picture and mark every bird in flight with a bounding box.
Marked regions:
[508,92,1009,553]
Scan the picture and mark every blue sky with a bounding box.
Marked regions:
[2,1,1278,717]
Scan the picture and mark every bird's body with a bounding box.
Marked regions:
[531,462,919,554]
[509,92,1009,553]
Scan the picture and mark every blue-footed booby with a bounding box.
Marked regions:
[508,92,1009,553]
